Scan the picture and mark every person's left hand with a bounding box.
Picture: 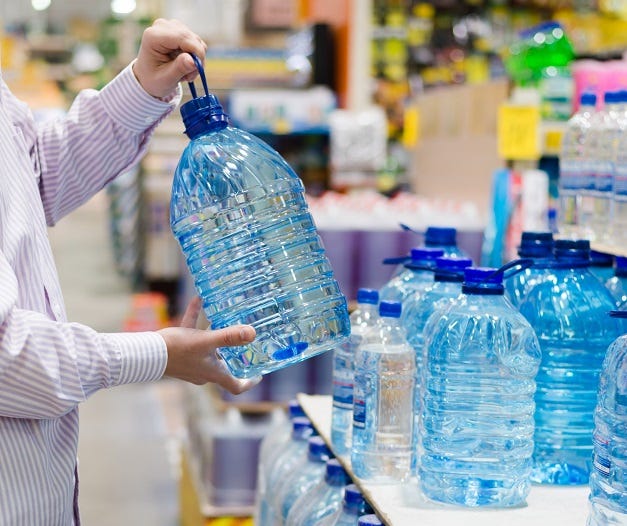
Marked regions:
[133,18,207,99]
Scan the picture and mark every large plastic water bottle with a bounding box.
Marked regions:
[379,248,442,303]
[260,417,316,525]
[331,288,379,456]
[285,458,350,526]
[424,226,469,259]
[351,301,415,483]
[254,400,304,524]
[169,56,350,378]
[590,250,615,284]
[419,267,541,507]
[588,310,627,525]
[611,89,627,246]
[606,256,627,308]
[273,436,334,523]
[519,239,622,485]
[504,231,554,308]
[401,256,472,472]
[323,484,373,526]
[558,92,597,240]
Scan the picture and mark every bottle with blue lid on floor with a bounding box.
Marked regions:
[169,55,350,378]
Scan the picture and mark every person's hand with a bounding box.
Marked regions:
[158,297,261,394]
[133,18,207,99]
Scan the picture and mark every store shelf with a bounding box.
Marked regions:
[297,393,590,526]
[592,243,627,258]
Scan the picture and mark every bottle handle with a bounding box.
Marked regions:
[483,258,534,282]
[187,53,209,100]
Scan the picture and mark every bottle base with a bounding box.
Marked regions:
[351,450,412,484]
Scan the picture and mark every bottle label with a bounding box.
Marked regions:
[332,378,353,410]
[615,165,627,198]
[353,397,366,429]
[560,160,591,191]
[594,161,613,193]
[593,431,611,479]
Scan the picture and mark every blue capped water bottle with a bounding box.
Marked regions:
[424,226,469,259]
[504,231,554,308]
[606,256,627,308]
[519,239,622,484]
[170,56,350,378]
[324,484,373,526]
[331,288,379,456]
[419,266,541,507]
[588,310,627,525]
[379,247,442,303]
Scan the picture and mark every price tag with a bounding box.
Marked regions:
[497,104,541,161]
[402,104,420,148]
[543,128,564,155]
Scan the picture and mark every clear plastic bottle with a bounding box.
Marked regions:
[504,231,554,308]
[379,247,442,303]
[331,288,379,456]
[170,59,349,378]
[588,310,627,525]
[254,400,304,525]
[590,250,615,284]
[611,89,627,246]
[273,436,334,524]
[260,416,316,525]
[558,92,597,240]
[519,240,622,485]
[323,484,373,526]
[285,458,350,526]
[419,267,541,507]
[606,256,627,308]
[424,226,470,259]
[351,301,415,483]
[401,256,472,473]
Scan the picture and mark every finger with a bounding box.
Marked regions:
[180,296,202,328]
[210,325,256,348]
[150,21,206,61]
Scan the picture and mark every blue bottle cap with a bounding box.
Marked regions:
[580,92,597,106]
[344,484,363,503]
[610,311,627,319]
[325,458,349,486]
[357,288,379,305]
[425,226,457,246]
[518,231,554,258]
[288,399,305,419]
[180,94,230,139]
[379,301,402,318]
[616,256,627,277]
[553,239,590,261]
[358,515,383,526]
[307,436,333,462]
[434,256,472,282]
[291,417,314,439]
[410,247,445,262]
[590,250,614,267]
[462,267,504,295]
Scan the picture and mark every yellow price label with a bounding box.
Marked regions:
[544,129,564,155]
[402,105,420,148]
[497,104,541,161]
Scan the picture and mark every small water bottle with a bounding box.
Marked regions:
[357,515,383,526]
[606,256,627,308]
[419,266,541,507]
[285,458,351,526]
[379,248,442,303]
[170,56,350,378]
[261,417,316,525]
[424,226,469,259]
[352,301,415,483]
[323,484,373,526]
[331,288,379,456]
[401,256,472,472]
[558,92,597,240]
[504,231,554,308]
[519,239,622,485]
[588,310,627,525]
[273,436,334,523]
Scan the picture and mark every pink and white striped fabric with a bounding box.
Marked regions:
[0,64,177,524]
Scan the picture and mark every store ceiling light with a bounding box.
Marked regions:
[32,0,51,11]
[111,0,136,15]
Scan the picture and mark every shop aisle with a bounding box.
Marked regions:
[48,192,183,526]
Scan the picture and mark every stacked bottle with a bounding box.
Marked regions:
[519,240,622,484]
[419,267,541,507]
[611,89,627,246]
[379,247,442,303]
[331,288,380,456]
[423,226,469,259]
[324,484,373,526]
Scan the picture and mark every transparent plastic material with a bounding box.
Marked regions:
[519,240,622,485]
[331,288,379,456]
[419,267,541,507]
[611,90,627,246]
[606,256,627,308]
[323,484,372,526]
[588,311,627,525]
[379,247,442,303]
[170,57,350,378]
[351,301,415,483]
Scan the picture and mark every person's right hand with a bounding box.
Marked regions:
[158,297,261,394]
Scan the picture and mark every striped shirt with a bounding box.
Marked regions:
[0,64,176,524]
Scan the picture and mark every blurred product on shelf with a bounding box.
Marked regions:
[122,292,170,332]
[323,484,373,526]
[379,247,441,303]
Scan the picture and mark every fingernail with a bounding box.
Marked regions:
[240,327,255,341]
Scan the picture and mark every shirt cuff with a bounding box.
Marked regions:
[99,62,182,134]
[105,332,168,386]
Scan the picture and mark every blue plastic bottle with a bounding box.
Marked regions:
[519,239,622,485]
[588,311,627,525]
[331,288,379,456]
[273,436,334,523]
[170,57,350,378]
[285,458,350,526]
[379,247,443,303]
[419,267,541,507]
[504,231,554,308]
[424,226,469,259]
[352,301,415,483]
[325,484,373,526]
[402,256,472,472]
[606,256,627,308]
[590,250,615,284]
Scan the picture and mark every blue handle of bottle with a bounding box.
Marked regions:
[482,258,534,282]
[187,53,209,100]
